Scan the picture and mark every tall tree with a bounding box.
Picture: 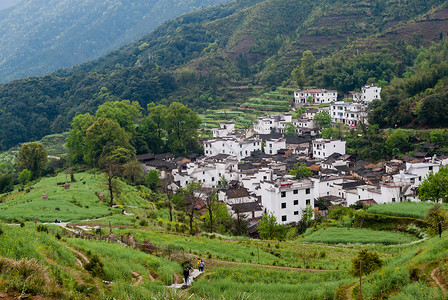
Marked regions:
[313,111,332,130]
[16,143,48,179]
[165,102,201,156]
[85,117,134,165]
[66,113,96,164]
[301,50,316,77]
[96,100,142,134]
[183,182,204,234]
[419,166,448,203]
[140,103,168,154]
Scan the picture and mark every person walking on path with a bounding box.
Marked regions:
[199,260,205,272]
[183,266,190,285]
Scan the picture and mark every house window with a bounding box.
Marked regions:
[293,190,298,194]
[306,199,310,205]
[294,200,298,205]
[282,215,287,222]
[410,178,415,184]
[203,171,205,175]
[263,176,267,180]
[281,203,286,209]
[212,177,215,181]
[305,188,310,194]
[281,191,286,198]
[429,166,433,171]
[392,198,396,202]
[294,211,299,215]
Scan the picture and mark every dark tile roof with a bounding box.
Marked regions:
[256,133,282,142]
[226,187,251,199]
[137,153,155,162]
[230,202,263,213]
[285,135,310,145]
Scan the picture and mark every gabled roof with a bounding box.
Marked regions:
[226,187,251,199]
[230,202,263,213]
[285,135,309,145]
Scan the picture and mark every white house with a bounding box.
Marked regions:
[259,179,314,224]
[352,85,382,103]
[312,139,346,159]
[330,101,367,127]
[212,122,235,138]
[264,137,286,155]
[253,114,293,134]
[203,137,262,161]
[294,89,337,105]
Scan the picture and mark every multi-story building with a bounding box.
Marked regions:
[212,122,235,138]
[312,139,346,159]
[294,89,337,105]
[352,85,382,103]
[330,101,368,127]
[259,179,314,224]
[203,137,262,161]
[253,114,293,134]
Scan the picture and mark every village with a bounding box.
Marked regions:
[137,84,447,230]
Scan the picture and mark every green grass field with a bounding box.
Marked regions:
[302,228,419,245]
[368,202,447,219]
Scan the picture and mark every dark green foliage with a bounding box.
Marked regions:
[425,204,448,236]
[16,143,48,179]
[350,249,383,276]
[0,174,14,194]
[36,224,48,233]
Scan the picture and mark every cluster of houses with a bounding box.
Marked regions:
[137,84,446,230]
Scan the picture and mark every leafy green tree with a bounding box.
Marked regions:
[289,162,313,179]
[258,212,287,240]
[0,174,14,193]
[66,113,96,164]
[18,169,32,185]
[297,204,314,234]
[419,167,448,203]
[96,100,142,134]
[122,160,145,185]
[350,249,383,276]
[16,143,48,179]
[425,204,448,236]
[182,182,204,234]
[165,102,201,156]
[291,66,305,88]
[385,129,411,156]
[284,123,296,136]
[204,201,231,234]
[140,103,168,154]
[85,117,134,165]
[301,50,316,77]
[146,169,161,192]
[313,111,332,129]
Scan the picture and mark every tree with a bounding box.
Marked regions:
[291,66,305,88]
[66,113,96,164]
[18,169,32,185]
[85,117,134,165]
[146,169,161,192]
[16,143,48,179]
[289,162,313,179]
[0,174,14,193]
[301,50,316,77]
[350,249,383,276]
[425,204,448,236]
[297,204,314,234]
[122,160,145,185]
[419,166,448,203]
[140,103,168,154]
[257,212,286,240]
[313,111,332,129]
[165,102,201,156]
[204,190,219,233]
[385,129,410,156]
[96,100,142,134]
[284,123,296,136]
[183,182,204,234]
[160,172,174,222]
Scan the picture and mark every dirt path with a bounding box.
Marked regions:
[61,243,89,267]
[431,267,446,293]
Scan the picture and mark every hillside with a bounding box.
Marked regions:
[0,0,230,83]
[0,172,446,299]
[1,0,448,150]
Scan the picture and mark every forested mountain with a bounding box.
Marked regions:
[0,0,21,11]
[1,0,448,150]
[0,0,229,83]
